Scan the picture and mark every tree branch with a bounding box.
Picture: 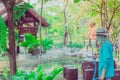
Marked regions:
[108,2,120,30]
[100,0,104,27]
[89,0,100,8]
[115,4,120,11]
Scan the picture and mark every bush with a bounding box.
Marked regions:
[2,66,63,80]
[67,42,84,48]
[20,34,40,54]
[42,37,53,51]
[20,34,53,54]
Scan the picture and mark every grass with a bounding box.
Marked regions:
[38,56,83,80]
[0,53,84,80]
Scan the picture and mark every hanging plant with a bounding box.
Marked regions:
[14,2,33,25]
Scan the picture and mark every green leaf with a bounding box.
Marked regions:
[12,76,25,80]
[36,65,43,80]
[26,71,36,80]
[3,68,10,78]
[13,2,33,22]
[37,70,43,80]
[74,0,80,3]
[37,65,42,72]
[0,15,7,53]
[24,2,33,8]
[20,34,40,52]
[42,67,63,80]
[42,37,53,51]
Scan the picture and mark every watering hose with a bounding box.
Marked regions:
[92,58,99,80]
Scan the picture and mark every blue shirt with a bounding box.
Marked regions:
[98,41,114,78]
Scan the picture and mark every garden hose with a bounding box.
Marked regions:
[92,58,99,80]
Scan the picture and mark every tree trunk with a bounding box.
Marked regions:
[63,8,67,47]
[1,0,17,75]
[7,8,17,76]
[100,0,103,27]
[38,0,44,63]
[63,31,68,47]
[63,1,68,47]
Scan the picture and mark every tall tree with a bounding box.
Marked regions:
[89,0,120,32]
[63,0,69,47]
[88,0,120,44]
[0,0,16,75]
[38,0,44,63]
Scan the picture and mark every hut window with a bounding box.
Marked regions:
[23,22,34,27]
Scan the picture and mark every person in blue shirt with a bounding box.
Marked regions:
[96,28,114,80]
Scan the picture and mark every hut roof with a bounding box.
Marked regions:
[0,1,49,27]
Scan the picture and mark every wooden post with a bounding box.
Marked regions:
[63,65,74,79]
[89,39,91,47]
[66,67,78,80]
[113,69,120,80]
[63,66,67,79]
[83,69,95,80]
[87,45,89,52]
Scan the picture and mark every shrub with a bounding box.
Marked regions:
[2,66,63,80]
[42,37,53,51]
[20,34,40,54]
[67,42,84,48]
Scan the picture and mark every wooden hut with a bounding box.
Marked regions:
[0,2,49,35]
[0,1,49,53]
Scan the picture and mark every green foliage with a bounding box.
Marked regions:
[20,34,40,52]
[12,69,36,80]
[3,66,63,80]
[3,68,10,78]
[54,43,63,48]
[74,0,80,3]
[0,16,7,53]
[44,0,49,2]
[42,37,53,51]
[111,25,120,43]
[0,2,33,53]
[42,0,91,47]
[67,42,84,48]
[14,2,33,24]
[14,28,19,46]
[74,0,86,3]
[20,34,53,52]
[43,67,63,80]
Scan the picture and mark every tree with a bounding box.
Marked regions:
[63,0,69,47]
[0,0,16,75]
[88,0,120,44]
[41,0,88,46]
[89,0,120,31]
[39,0,44,55]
